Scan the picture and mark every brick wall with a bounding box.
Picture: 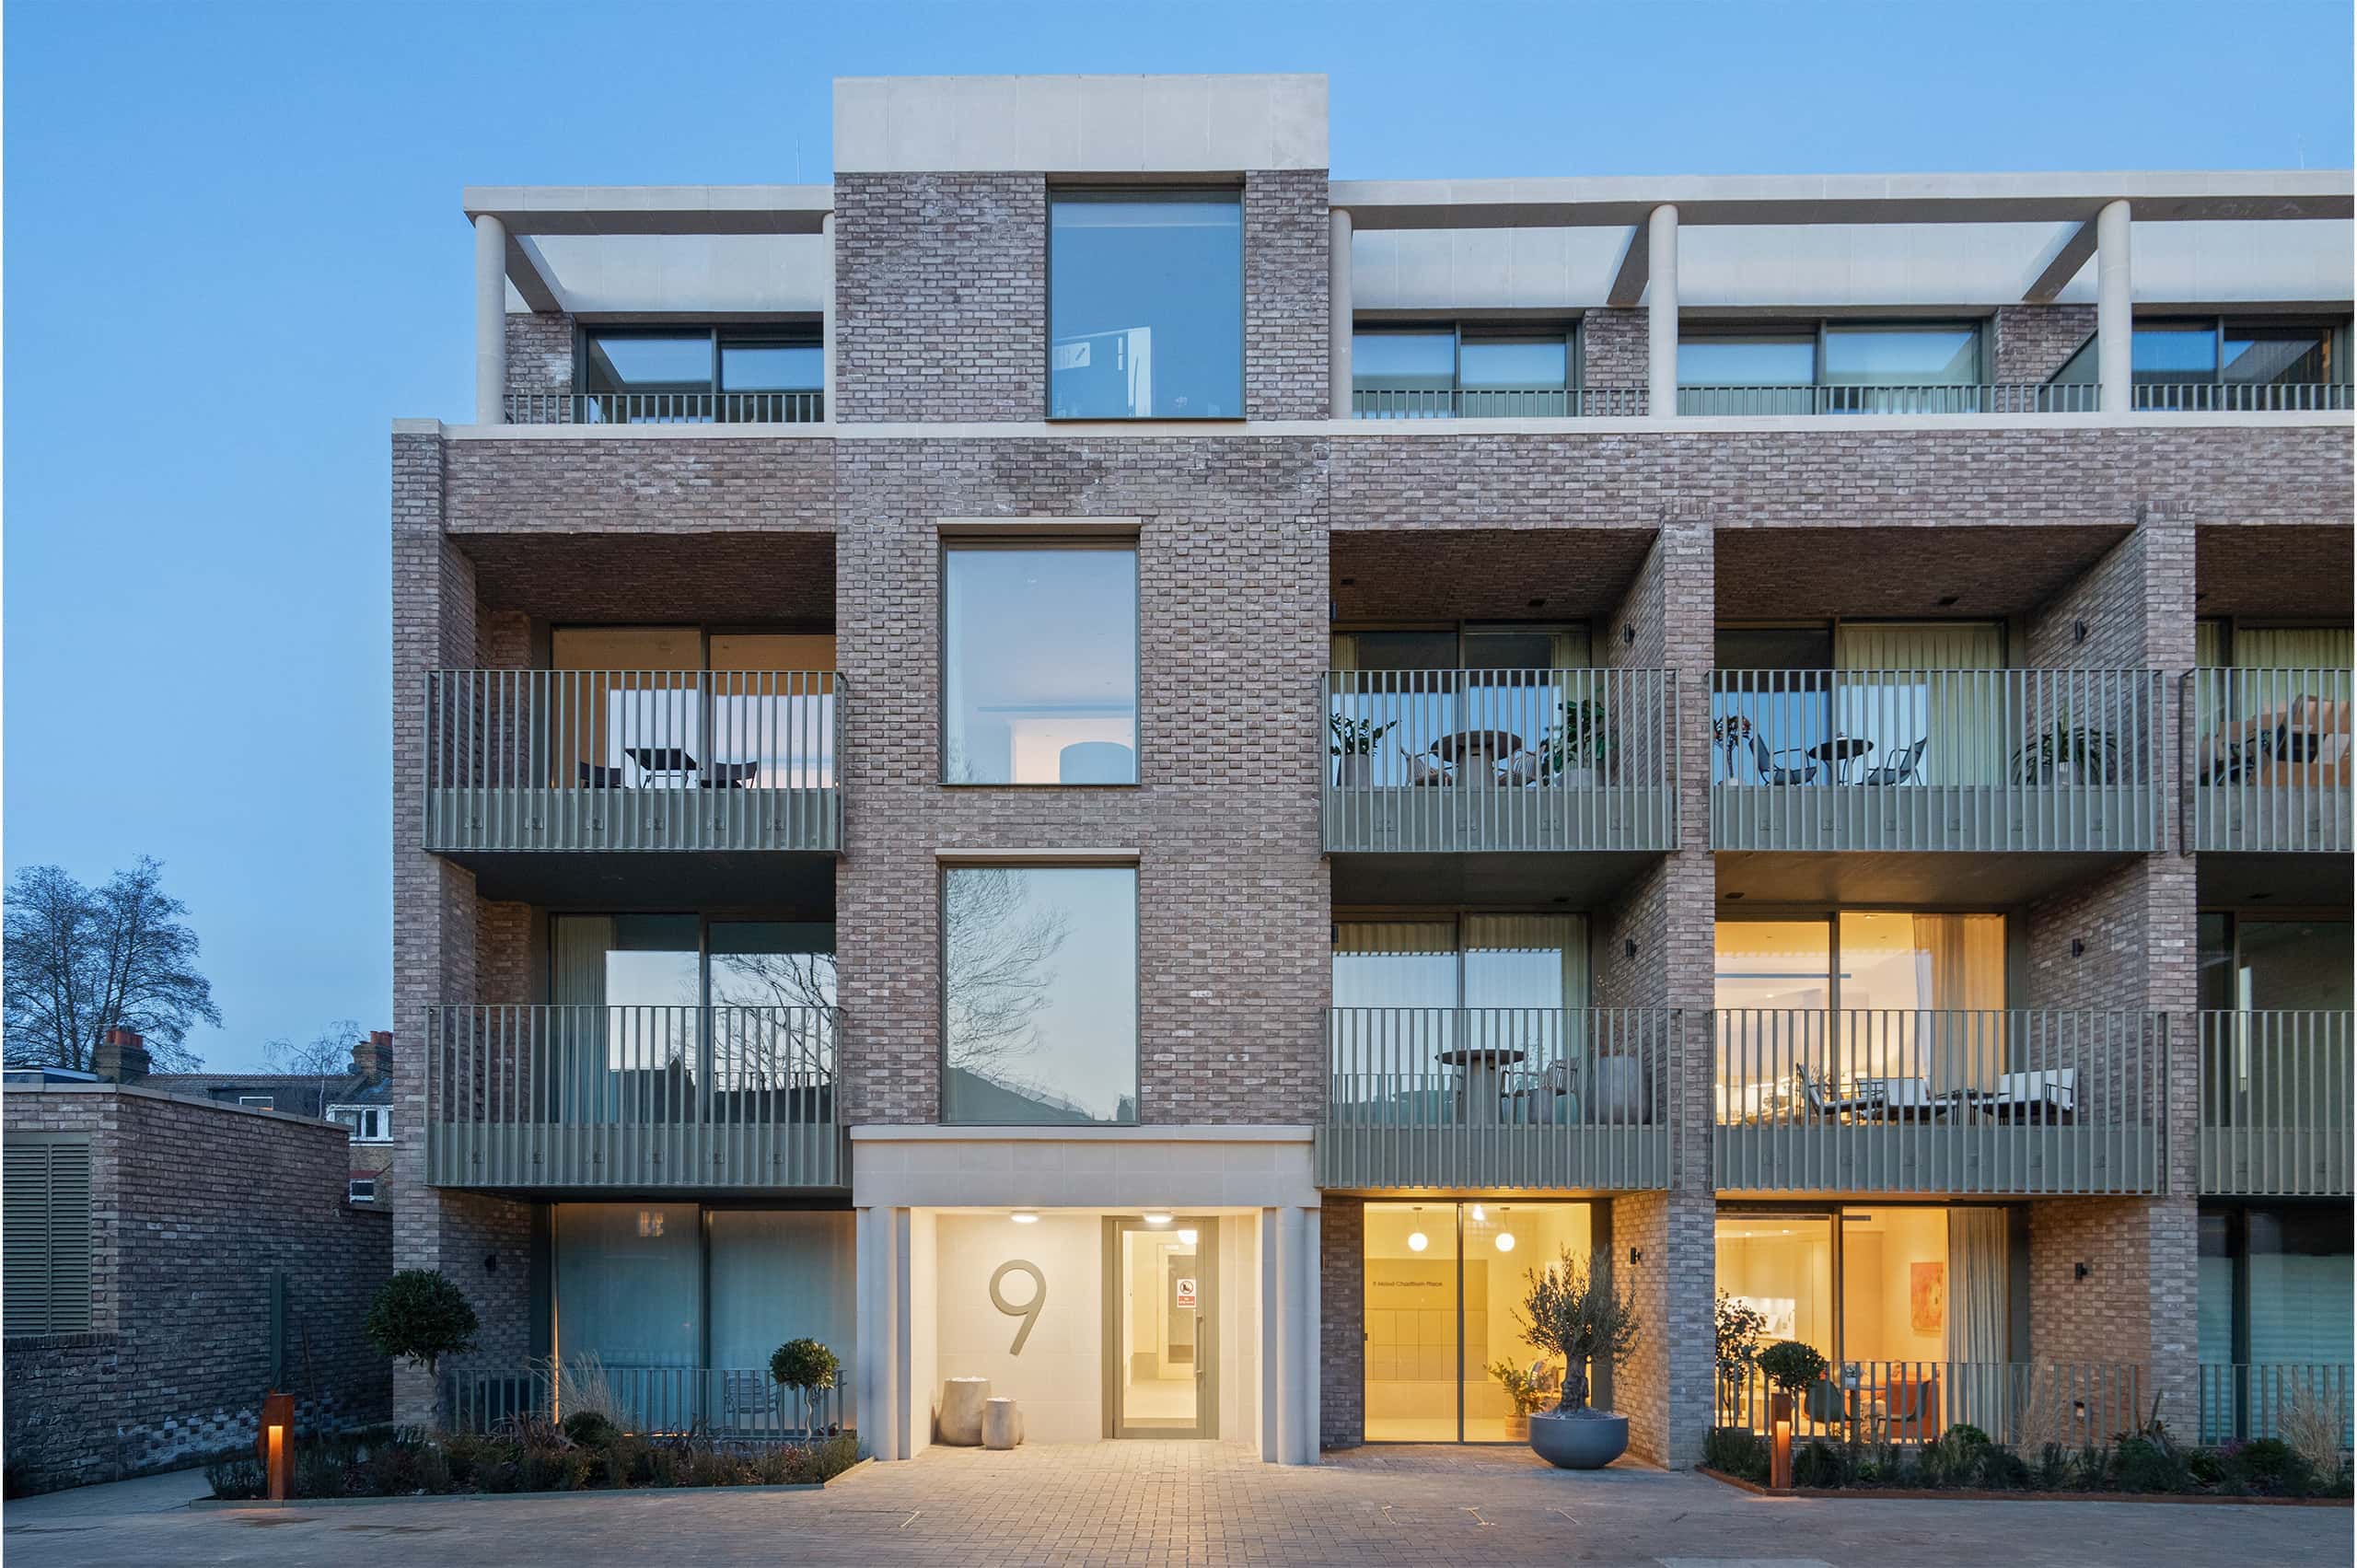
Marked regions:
[3,1088,392,1494]
[2026,1194,2197,1426]
[1582,308,1648,392]
[1244,170,1330,421]
[505,313,575,404]
[834,436,1330,1124]
[835,172,1045,423]
[1992,305,2095,385]
[1612,1191,1714,1467]
[1318,1195,1364,1447]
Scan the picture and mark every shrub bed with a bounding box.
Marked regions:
[205,1423,863,1500]
[1699,1424,2352,1501]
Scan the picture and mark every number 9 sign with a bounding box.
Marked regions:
[990,1260,1047,1354]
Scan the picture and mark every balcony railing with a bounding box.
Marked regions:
[2189,668,2351,853]
[503,390,826,424]
[2199,1010,2351,1197]
[1323,668,1678,853]
[1351,387,1648,418]
[2197,1364,2353,1447]
[1714,1009,2166,1194]
[2129,382,2353,412]
[1318,1007,1675,1190]
[1677,384,2103,416]
[446,1365,851,1439]
[1711,668,2165,853]
[424,669,842,854]
[424,1005,842,1191]
[1724,1361,2145,1448]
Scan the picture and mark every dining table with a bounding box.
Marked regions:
[1433,728,1525,781]
[1809,736,1873,784]
[1437,1045,1527,1125]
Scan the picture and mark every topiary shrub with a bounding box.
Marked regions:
[563,1411,619,1449]
[363,1269,480,1379]
[1754,1340,1829,1401]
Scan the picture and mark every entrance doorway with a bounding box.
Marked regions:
[1105,1216,1218,1437]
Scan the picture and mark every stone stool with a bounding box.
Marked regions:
[939,1376,992,1446]
[981,1396,1023,1450]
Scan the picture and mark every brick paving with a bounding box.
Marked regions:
[8,1441,2347,1567]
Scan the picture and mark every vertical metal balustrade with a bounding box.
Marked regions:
[2198,1010,2351,1197]
[2189,667,2351,853]
[503,390,827,424]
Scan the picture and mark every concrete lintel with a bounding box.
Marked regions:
[1333,169,2354,231]
[462,184,834,236]
[504,234,563,313]
[1606,222,1649,307]
[2026,218,2102,303]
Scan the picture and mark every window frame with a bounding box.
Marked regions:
[937,858,1142,1128]
[1350,322,1582,414]
[542,912,840,1010]
[238,1094,277,1110]
[347,1178,379,1203]
[575,325,824,399]
[1713,909,2013,1013]
[938,537,1143,787]
[1678,319,1986,389]
[1046,186,1247,422]
[330,1104,393,1143]
[2049,315,2353,389]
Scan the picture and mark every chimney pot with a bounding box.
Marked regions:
[95,1028,151,1085]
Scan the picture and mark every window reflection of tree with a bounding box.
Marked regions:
[945,867,1072,1108]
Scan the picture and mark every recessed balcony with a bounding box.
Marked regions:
[2189,668,2351,854]
[1713,1007,2166,1195]
[1710,668,2165,854]
[2199,1008,2351,1198]
[1317,1006,1675,1191]
[423,668,842,858]
[424,1004,843,1191]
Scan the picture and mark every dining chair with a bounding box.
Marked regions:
[1398,745,1452,786]
[1857,737,1930,785]
[1749,733,1819,786]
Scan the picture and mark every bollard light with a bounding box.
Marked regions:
[1769,1391,1794,1491]
[258,1389,296,1501]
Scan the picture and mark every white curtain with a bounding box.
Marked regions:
[1911,913,2006,1091]
[553,915,614,1121]
[553,1202,702,1371]
[1836,622,2004,785]
[1331,922,1458,1008]
[1944,1208,2010,1365]
[1329,633,1358,671]
[1550,630,1594,669]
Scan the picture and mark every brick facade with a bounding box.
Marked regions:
[1243,170,1330,421]
[1318,1195,1364,1448]
[3,1088,391,1494]
[1581,308,1649,392]
[1992,304,2096,386]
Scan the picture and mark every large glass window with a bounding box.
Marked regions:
[1682,323,1983,413]
[943,865,1138,1124]
[1821,325,1980,388]
[1352,328,1574,417]
[1713,622,2004,788]
[2052,319,2349,402]
[1363,1201,1592,1442]
[581,328,821,422]
[549,626,837,792]
[2199,914,2354,1011]
[2197,1202,2354,1443]
[553,1202,702,1369]
[944,545,1138,784]
[1050,192,1241,419]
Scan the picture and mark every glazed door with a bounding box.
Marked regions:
[1106,1216,1217,1438]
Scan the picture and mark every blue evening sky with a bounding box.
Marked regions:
[5,1,2351,1070]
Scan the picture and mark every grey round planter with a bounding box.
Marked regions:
[1527,1410,1629,1469]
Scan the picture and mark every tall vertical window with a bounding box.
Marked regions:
[944,544,1139,784]
[1050,192,1242,419]
[943,865,1138,1125]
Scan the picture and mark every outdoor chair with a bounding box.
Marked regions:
[1499,749,1547,787]
[1985,1068,2077,1121]
[1857,737,1930,785]
[1749,733,1819,786]
[1794,1067,1884,1120]
[1503,1058,1577,1124]
[1852,1076,1950,1121]
[1398,746,1453,787]
[1880,1375,1941,1442]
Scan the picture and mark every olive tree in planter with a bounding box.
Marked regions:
[769,1338,841,1438]
[1713,1293,1769,1428]
[1514,1249,1641,1469]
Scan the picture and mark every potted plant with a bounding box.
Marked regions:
[1329,713,1399,788]
[1542,696,1612,788]
[1485,1359,1554,1441]
[1514,1249,1641,1469]
[1713,713,1755,780]
[1755,1339,1829,1426]
[769,1337,842,1437]
[2013,721,2119,787]
[1713,1293,1769,1428]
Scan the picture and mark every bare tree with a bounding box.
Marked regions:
[264,1018,364,1120]
[4,857,220,1072]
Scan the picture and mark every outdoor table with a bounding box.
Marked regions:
[1434,728,1524,781]
[1809,736,1873,784]
[1437,1045,1527,1124]
[624,746,700,789]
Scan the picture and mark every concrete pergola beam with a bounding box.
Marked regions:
[1329,169,2353,231]
[464,185,835,317]
[1606,221,1649,308]
[2024,219,2101,305]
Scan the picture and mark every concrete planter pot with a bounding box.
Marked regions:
[1335,753,1372,789]
[1528,1410,1629,1469]
[1592,1057,1649,1124]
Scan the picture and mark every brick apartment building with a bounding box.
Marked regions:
[392,73,2352,1465]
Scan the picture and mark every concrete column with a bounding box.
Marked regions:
[1328,207,1353,418]
[1646,204,1679,416]
[473,214,508,425]
[854,1205,907,1458]
[2096,200,2132,413]
[820,213,837,421]
[1269,1204,1317,1464]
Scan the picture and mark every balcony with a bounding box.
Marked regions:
[1713,1009,2166,1195]
[1677,384,2101,416]
[1350,387,1647,419]
[503,390,825,424]
[447,1366,851,1439]
[1711,668,2164,854]
[1318,1007,1675,1191]
[424,670,842,856]
[424,1005,842,1191]
[2197,1364,2355,1446]
[1724,1360,2146,1448]
[1322,668,1678,854]
[2189,668,2351,854]
[2199,1010,2351,1197]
